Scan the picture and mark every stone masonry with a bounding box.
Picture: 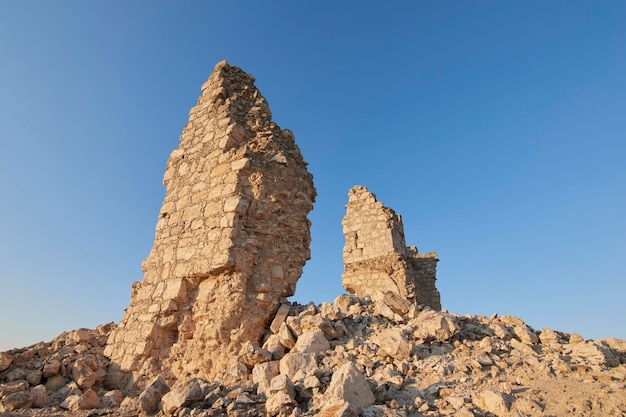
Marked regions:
[341,186,441,309]
[104,61,316,387]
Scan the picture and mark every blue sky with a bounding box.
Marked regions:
[1,2,624,351]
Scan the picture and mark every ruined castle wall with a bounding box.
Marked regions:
[104,61,316,387]
[341,186,440,309]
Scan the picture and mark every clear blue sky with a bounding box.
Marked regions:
[1,2,624,351]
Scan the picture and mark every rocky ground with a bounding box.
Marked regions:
[1,291,625,416]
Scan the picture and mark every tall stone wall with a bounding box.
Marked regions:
[341,186,441,309]
[104,61,316,387]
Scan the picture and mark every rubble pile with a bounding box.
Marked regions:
[2,296,625,416]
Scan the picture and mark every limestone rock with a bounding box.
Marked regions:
[102,389,123,408]
[413,310,460,341]
[42,361,61,378]
[72,358,97,389]
[277,322,296,350]
[371,328,412,361]
[323,362,375,411]
[60,394,80,411]
[161,378,203,415]
[262,334,285,360]
[30,384,50,408]
[539,328,560,345]
[291,330,330,353]
[266,391,296,416]
[45,375,66,392]
[319,400,360,417]
[570,341,620,367]
[472,390,512,416]
[374,291,411,316]
[221,362,248,387]
[77,388,100,410]
[104,60,316,386]
[279,353,317,380]
[252,361,280,395]
[270,304,292,334]
[341,186,441,310]
[2,296,626,416]
[0,353,13,372]
[238,341,272,368]
[6,368,26,382]
[269,374,295,398]
[0,381,28,397]
[0,391,33,411]
[139,375,170,414]
[25,370,41,386]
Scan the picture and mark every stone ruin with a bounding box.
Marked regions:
[3,61,626,417]
[104,62,442,390]
[104,60,316,386]
[342,186,441,310]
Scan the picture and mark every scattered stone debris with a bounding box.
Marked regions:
[2,297,625,416]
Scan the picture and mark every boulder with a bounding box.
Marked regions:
[60,394,80,411]
[277,322,296,349]
[270,304,292,333]
[102,389,123,408]
[72,358,97,389]
[238,341,272,368]
[372,328,412,361]
[320,302,342,320]
[30,384,50,408]
[45,375,66,392]
[25,370,42,386]
[6,368,26,382]
[570,341,619,367]
[0,391,34,411]
[252,361,280,395]
[291,330,330,353]
[139,375,170,414]
[161,378,203,416]
[42,361,61,378]
[262,334,286,360]
[265,391,296,417]
[413,310,460,341]
[0,353,14,372]
[268,374,295,398]
[77,388,100,410]
[0,381,29,397]
[539,328,560,345]
[472,390,512,416]
[375,291,411,316]
[279,353,317,380]
[323,362,375,411]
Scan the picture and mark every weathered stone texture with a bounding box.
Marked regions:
[104,60,316,386]
[342,186,441,309]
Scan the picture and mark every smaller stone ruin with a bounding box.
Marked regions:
[341,185,441,310]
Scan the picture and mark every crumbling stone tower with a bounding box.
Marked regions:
[341,186,441,309]
[105,61,316,386]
